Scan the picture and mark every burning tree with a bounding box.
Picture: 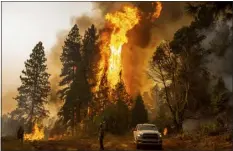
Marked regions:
[99,5,140,89]
[93,72,110,114]
[112,81,132,106]
[55,2,164,136]
[81,24,100,117]
[14,42,51,133]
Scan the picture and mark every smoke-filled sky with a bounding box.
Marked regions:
[2,2,194,115]
[2,2,93,114]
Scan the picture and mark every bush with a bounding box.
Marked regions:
[131,95,148,128]
[152,104,173,134]
[93,101,130,135]
[79,118,99,137]
[200,122,219,135]
[153,116,173,133]
[224,132,233,142]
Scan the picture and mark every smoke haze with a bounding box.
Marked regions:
[2,91,17,115]
[121,2,192,100]
[45,2,232,122]
[202,20,233,92]
[2,2,193,115]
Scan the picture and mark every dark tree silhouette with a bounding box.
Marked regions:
[58,24,82,136]
[81,24,100,116]
[14,42,50,131]
[58,24,82,101]
[131,95,148,127]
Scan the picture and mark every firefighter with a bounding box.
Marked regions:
[17,126,24,143]
[99,119,106,150]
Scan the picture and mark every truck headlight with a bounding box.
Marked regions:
[137,134,142,138]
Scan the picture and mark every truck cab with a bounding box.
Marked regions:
[133,123,162,149]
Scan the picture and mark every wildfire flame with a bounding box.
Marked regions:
[104,6,140,88]
[163,127,168,136]
[24,123,45,141]
[152,2,162,20]
[48,134,64,141]
[98,2,163,91]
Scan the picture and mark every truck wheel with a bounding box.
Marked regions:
[156,144,162,150]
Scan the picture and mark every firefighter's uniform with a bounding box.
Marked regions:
[17,126,24,143]
[99,122,105,150]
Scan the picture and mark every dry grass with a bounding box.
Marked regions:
[169,132,233,150]
[2,132,232,151]
[2,139,35,151]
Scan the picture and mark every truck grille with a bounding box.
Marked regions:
[142,134,159,139]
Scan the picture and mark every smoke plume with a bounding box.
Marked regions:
[2,2,193,117]
[202,19,233,92]
[84,2,192,99]
[121,2,192,98]
[47,2,193,108]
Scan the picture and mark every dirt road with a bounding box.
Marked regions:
[2,133,232,151]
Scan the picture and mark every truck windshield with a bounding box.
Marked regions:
[138,125,158,130]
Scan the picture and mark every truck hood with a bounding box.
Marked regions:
[139,130,161,135]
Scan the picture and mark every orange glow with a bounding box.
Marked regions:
[152,2,162,20]
[163,127,168,136]
[48,134,65,141]
[24,123,44,141]
[97,2,163,91]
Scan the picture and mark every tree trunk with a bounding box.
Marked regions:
[175,121,183,133]
[75,103,81,136]
[30,100,34,133]
[72,107,75,136]
[172,111,183,133]
[158,64,174,114]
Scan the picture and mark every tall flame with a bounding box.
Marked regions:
[24,123,44,141]
[98,2,163,91]
[152,2,162,20]
[104,6,140,88]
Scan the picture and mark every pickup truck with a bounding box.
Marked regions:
[133,123,162,149]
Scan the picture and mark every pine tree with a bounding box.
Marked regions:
[14,42,50,131]
[131,95,148,127]
[58,24,82,135]
[82,24,99,86]
[115,99,130,134]
[58,24,82,101]
[94,71,110,114]
[112,71,132,107]
[81,24,100,116]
